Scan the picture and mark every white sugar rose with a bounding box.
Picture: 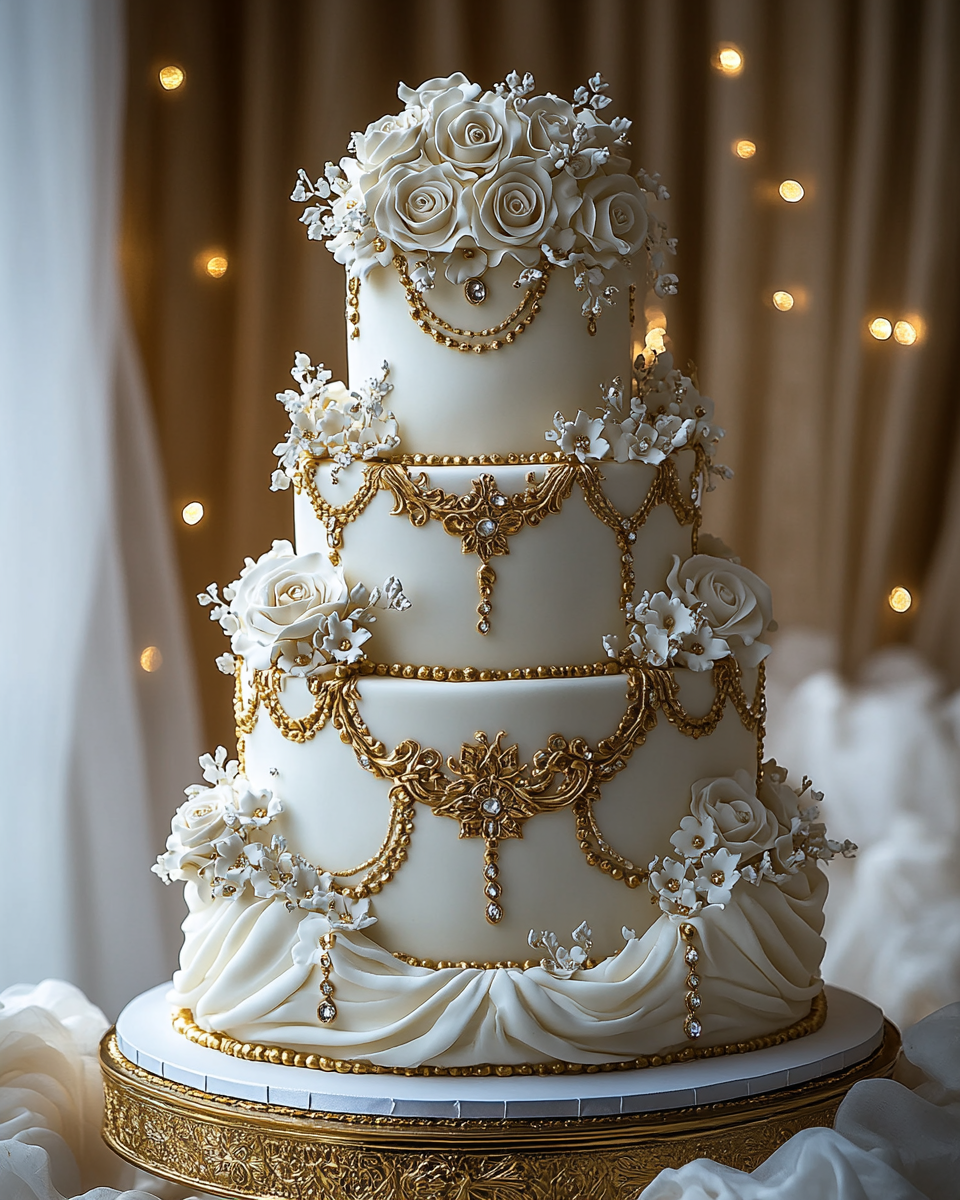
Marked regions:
[398,73,481,109]
[429,92,525,176]
[690,770,780,860]
[524,94,577,153]
[572,173,648,264]
[154,786,232,882]
[353,109,426,172]
[229,540,349,671]
[667,554,773,667]
[472,156,578,265]
[366,161,466,253]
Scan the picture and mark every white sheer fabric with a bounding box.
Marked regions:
[0,0,200,1018]
[766,633,960,1029]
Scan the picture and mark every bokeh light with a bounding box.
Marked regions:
[772,291,795,311]
[778,179,804,202]
[204,255,229,279]
[734,139,757,159]
[182,501,205,525]
[893,320,918,346]
[158,65,185,91]
[888,586,913,613]
[140,646,163,672]
[868,318,893,340]
[716,46,744,74]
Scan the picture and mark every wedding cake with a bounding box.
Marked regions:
[154,72,852,1075]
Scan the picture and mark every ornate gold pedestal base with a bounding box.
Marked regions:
[101,1024,899,1200]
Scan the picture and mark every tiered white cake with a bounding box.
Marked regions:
[154,72,851,1074]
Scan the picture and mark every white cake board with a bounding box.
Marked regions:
[115,984,885,1121]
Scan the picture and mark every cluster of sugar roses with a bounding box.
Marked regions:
[648,762,857,919]
[270,354,398,492]
[603,550,775,673]
[153,749,375,934]
[292,71,677,323]
[547,351,728,484]
[199,540,409,678]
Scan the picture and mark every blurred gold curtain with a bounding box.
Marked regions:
[122,0,960,748]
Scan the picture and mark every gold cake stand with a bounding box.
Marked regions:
[101,1018,899,1200]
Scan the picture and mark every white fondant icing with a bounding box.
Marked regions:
[170,865,825,1067]
[241,670,760,961]
[347,262,632,454]
[294,456,698,667]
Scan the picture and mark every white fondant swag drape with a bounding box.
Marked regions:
[0,0,200,1018]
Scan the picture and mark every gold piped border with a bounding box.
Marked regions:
[358,659,621,682]
[172,989,826,1077]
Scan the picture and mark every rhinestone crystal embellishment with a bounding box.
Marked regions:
[491,493,507,507]
[684,1017,702,1039]
[684,946,699,965]
[481,797,502,816]
[318,1001,337,1024]
[486,902,503,923]
[477,518,497,537]
[464,277,487,305]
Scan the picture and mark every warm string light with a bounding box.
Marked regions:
[734,139,756,159]
[894,320,918,346]
[869,318,893,340]
[140,646,163,672]
[182,501,205,525]
[715,46,744,75]
[778,179,804,202]
[888,587,913,614]
[158,65,185,91]
[204,254,229,279]
[772,291,795,312]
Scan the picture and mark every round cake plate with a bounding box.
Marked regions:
[102,984,899,1199]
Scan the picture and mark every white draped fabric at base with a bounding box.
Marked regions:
[766,632,960,1029]
[0,0,200,1018]
[2,979,959,1200]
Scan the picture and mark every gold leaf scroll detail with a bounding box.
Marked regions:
[379,466,577,634]
[234,660,765,906]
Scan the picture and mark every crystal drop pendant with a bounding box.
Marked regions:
[684,946,699,965]
[684,1017,702,1039]
[485,902,503,923]
[464,277,487,305]
[318,1000,338,1024]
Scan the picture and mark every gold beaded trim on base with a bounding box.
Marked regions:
[171,991,826,1076]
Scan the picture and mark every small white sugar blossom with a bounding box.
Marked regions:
[271,355,399,491]
[198,539,409,678]
[548,353,725,476]
[545,409,609,461]
[528,921,593,978]
[290,72,678,328]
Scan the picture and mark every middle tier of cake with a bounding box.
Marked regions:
[237,665,763,963]
[293,452,701,668]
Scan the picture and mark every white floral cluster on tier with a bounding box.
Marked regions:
[547,351,728,483]
[292,71,676,324]
[153,748,376,935]
[198,539,410,678]
[271,354,398,491]
[648,761,857,919]
[604,550,776,673]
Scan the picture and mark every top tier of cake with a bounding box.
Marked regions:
[291,70,674,457]
[346,261,632,454]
